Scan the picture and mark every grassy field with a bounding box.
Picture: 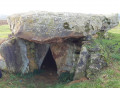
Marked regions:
[0,24,120,88]
[0,25,11,38]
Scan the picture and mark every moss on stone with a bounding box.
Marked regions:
[25,41,38,72]
[63,22,71,30]
[10,37,17,44]
[85,23,90,32]
[96,31,105,39]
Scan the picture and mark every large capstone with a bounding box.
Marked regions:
[7,11,118,43]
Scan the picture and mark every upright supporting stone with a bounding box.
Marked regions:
[0,38,50,74]
[50,41,82,75]
[74,46,90,80]
[0,38,29,73]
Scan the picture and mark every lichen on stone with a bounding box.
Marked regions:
[63,22,71,30]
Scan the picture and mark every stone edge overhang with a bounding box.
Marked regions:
[7,11,119,44]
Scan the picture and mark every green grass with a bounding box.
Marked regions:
[0,25,11,38]
[94,34,120,62]
[0,24,120,88]
[48,62,120,88]
[0,72,50,88]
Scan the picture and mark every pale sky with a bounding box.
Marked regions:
[0,0,120,15]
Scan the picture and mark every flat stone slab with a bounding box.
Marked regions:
[7,11,119,43]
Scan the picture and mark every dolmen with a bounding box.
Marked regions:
[0,11,119,80]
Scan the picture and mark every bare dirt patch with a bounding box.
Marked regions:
[33,69,58,84]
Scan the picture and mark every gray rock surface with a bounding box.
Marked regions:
[86,53,107,79]
[50,41,81,75]
[0,38,29,73]
[74,47,90,80]
[0,38,49,73]
[7,11,119,43]
[25,40,49,72]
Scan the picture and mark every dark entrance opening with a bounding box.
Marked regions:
[37,48,58,84]
[40,48,57,73]
[33,48,58,84]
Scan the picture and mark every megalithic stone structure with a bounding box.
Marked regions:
[0,11,119,80]
[7,11,118,43]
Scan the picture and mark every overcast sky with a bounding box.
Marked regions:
[0,0,120,15]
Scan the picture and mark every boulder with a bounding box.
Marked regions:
[7,11,118,43]
[73,44,107,80]
[24,40,49,72]
[86,53,107,79]
[74,46,90,80]
[0,38,49,74]
[0,38,29,73]
[50,40,81,74]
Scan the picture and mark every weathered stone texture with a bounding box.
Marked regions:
[24,40,49,72]
[0,38,29,73]
[7,11,119,43]
[0,38,49,74]
[50,41,81,74]
[74,47,90,80]
[86,53,107,79]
